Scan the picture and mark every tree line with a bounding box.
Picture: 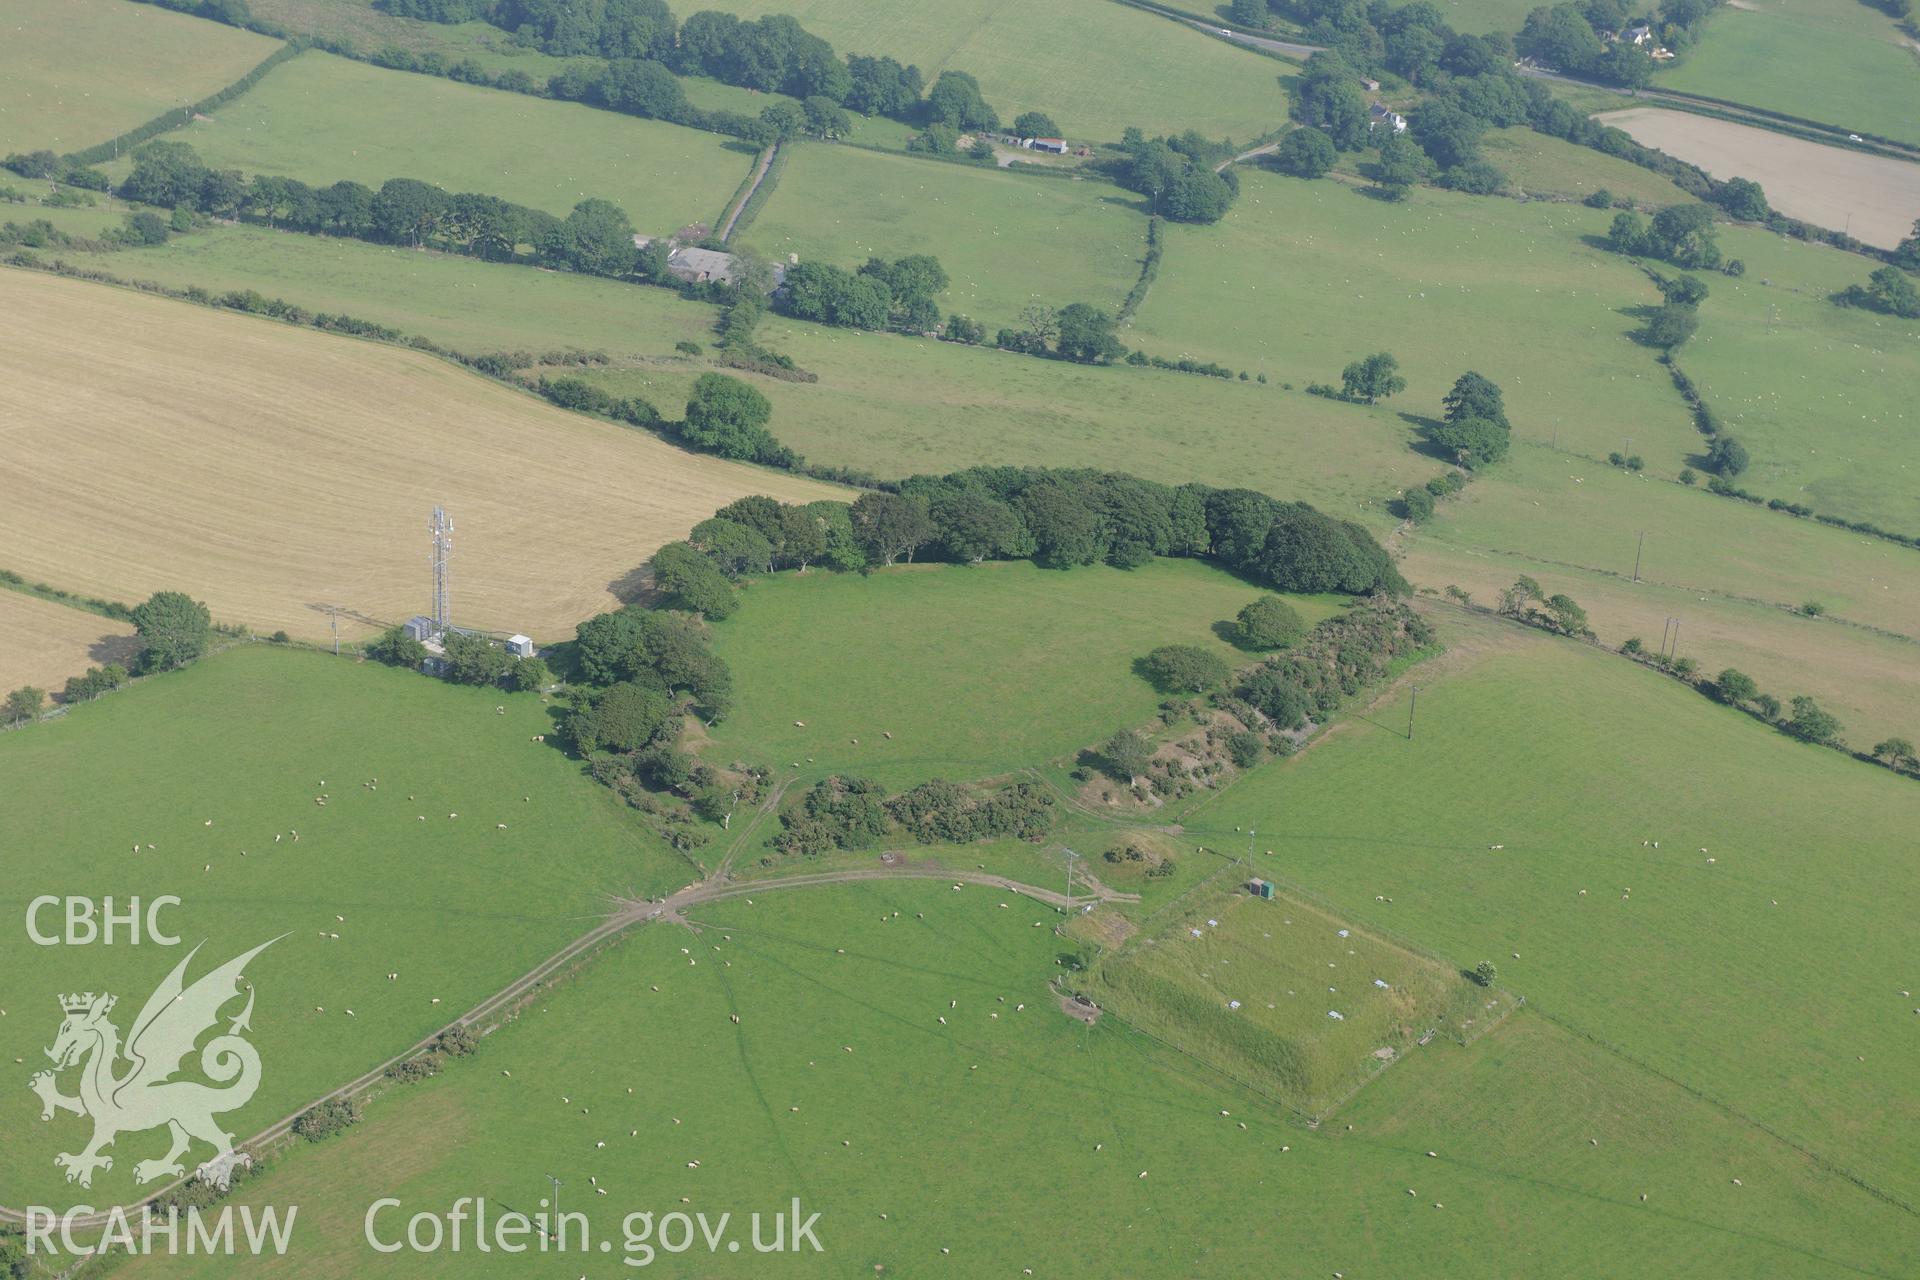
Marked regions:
[375,0,1014,136]
[640,467,1405,635]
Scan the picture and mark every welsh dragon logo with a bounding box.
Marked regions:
[29,938,282,1191]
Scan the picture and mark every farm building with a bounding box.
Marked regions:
[630,239,790,290]
[1369,103,1408,134]
[1026,138,1070,155]
[1359,77,1381,92]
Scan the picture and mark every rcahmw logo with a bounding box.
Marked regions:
[28,936,283,1192]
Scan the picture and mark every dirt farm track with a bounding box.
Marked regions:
[1596,107,1920,250]
[0,270,842,644]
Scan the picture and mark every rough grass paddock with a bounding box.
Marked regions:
[46,216,722,359]
[0,270,841,643]
[702,558,1340,788]
[571,331,1416,529]
[0,590,137,698]
[1093,885,1493,1113]
[1681,223,1920,533]
[1479,126,1694,207]
[1194,623,1920,1202]
[1595,108,1920,248]
[704,0,1292,139]
[1126,169,1698,467]
[0,0,282,155]
[141,50,753,233]
[1660,0,1920,148]
[0,644,689,1209]
[99,878,1912,1278]
[741,143,1148,329]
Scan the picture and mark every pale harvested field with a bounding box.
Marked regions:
[0,271,843,643]
[1595,108,1920,249]
[0,592,138,698]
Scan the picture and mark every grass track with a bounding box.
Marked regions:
[0,645,689,1210]
[95,877,1915,1277]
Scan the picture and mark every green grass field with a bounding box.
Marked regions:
[1191,622,1920,1202]
[98,875,1911,1277]
[702,558,1339,789]
[1094,885,1494,1112]
[742,144,1149,327]
[1662,0,1920,146]
[1127,168,1699,466]
[143,50,754,233]
[0,645,687,1210]
[1479,126,1694,207]
[573,330,1418,526]
[49,219,718,359]
[1681,224,1920,535]
[708,0,1292,140]
[0,0,283,155]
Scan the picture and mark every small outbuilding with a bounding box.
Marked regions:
[506,634,536,658]
[404,615,437,642]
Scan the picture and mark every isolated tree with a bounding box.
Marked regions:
[1273,127,1337,178]
[1787,696,1843,746]
[1140,644,1230,693]
[651,541,739,618]
[2,686,45,726]
[1871,737,1917,770]
[1341,351,1406,404]
[930,490,1024,564]
[1372,133,1434,198]
[1472,960,1497,987]
[559,198,638,276]
[131,591,211,673]
[1016,479,1104,567]
[1643,302,1698,350]
[120,141,208,209]
[1705,434,1750,477]
[1399,485,1436,522]
[567,680,673,754]
[849,492,934,566]
[1715,668,1759,707]
[1011,110,1058,138]
[1542,593,1589,637]
[1054,303,1125,363]
[367,626,429,667]
[1233,596,1307,650]
[1713,176,1769,222]
[1101,727,1153,781]
[1428,415,1509,468]
[924,71,998,130]
[680,373,775,460]
[1442,371,1508,428]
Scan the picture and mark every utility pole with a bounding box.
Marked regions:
[330,609,339,656]
[1407,686,1420,740]
[545,1174,561,1235]
[1633,530,1645,583]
